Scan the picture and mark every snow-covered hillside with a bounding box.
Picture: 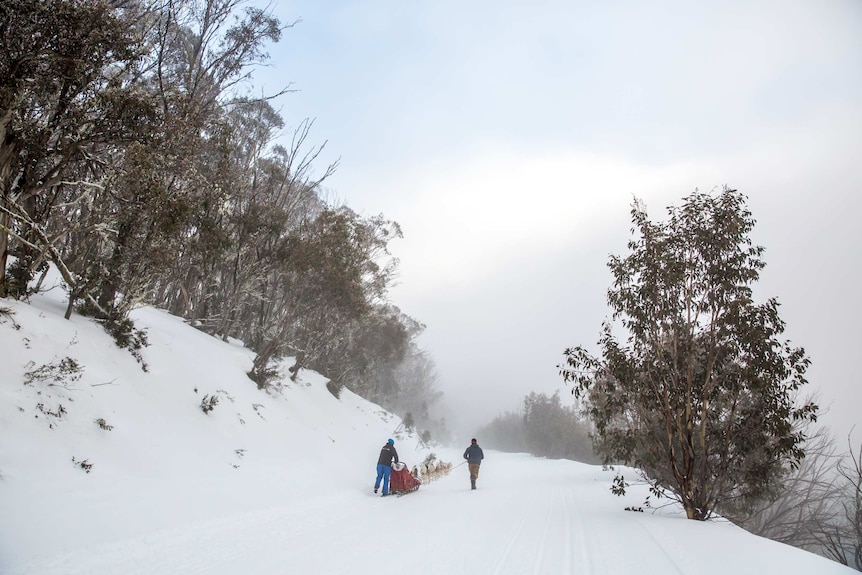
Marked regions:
[0,283,854,574]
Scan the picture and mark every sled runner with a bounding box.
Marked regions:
[389,462,421,496]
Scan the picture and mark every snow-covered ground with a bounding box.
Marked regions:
[0,281,854,574]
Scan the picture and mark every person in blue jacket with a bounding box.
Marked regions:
[463,438,484,490]
[374,438,399,496]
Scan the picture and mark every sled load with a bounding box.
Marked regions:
[389,462,421,496]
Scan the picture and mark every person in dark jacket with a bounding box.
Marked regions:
[463,438,484,490]
[374,438,399,496]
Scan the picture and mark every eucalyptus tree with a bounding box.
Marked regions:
[247,207,401,387]
[0,0,152,305]
[88,0,284,320]
[560,188,818,520]
[316,304,410,399]
[208,117,331,341]
[522,392,597,462]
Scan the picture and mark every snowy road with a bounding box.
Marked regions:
[2,281,855,574]
[7,452,851,575]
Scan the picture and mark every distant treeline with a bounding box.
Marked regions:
[476,392,600,464]
[0,0,444,439]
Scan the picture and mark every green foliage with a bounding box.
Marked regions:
[247,362,281,391]
[3,257,47,300]
[80,295,150,369]
[611,474,629,497]
[477,392,598,463]
[560,188,818,521]
[326,379,344,399]
[523,392,598,462]
[0,0,444,432]
[99,315,149,371]
[0,0,151,298]
[248,209,406,392]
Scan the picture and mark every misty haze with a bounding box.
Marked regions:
[1,0,860,573]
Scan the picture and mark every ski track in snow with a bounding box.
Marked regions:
[5,456,617,575]
[564,483,593,573]
[8,453,855,575]
[526,485,555,574]
[3,284,858,575]
[635,520,687,575]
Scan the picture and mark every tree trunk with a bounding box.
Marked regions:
[97,217,134,313]
[0,210,8,296]
[0,112,15,296]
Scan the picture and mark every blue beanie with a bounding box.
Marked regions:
[388,438,394,445]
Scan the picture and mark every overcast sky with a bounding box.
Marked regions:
[255,0,862,441]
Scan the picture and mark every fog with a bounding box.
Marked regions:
[261,0,862,442]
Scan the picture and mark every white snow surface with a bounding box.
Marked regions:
[0,284,854,574]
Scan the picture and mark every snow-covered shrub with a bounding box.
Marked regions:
[72,457,93,474]
[200,394,219,414]
[23,357,82,387]
[95,418,114,431]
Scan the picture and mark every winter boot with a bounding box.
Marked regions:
[471,479,476,490]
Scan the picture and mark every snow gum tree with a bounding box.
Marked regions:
[0,0,151,301]
[0,0,442,430]
[559,188,818,521]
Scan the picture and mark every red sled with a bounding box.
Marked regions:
[389,462,421,495]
